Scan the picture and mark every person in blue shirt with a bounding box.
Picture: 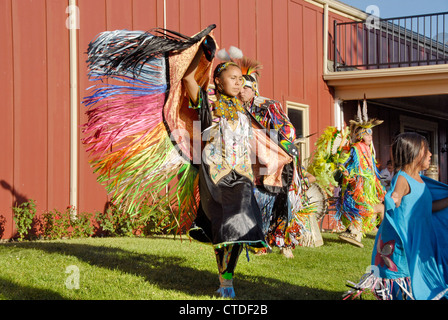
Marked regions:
[345,132,448,300]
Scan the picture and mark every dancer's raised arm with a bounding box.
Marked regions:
[183,47,204,105]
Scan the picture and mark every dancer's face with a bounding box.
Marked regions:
[363,133,372,146]
[239,86,255,103]
[215,66,243,97]
[418,145,432,171]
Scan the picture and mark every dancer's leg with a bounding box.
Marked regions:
[214,244,243,298]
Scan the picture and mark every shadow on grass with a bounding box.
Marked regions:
[0,277,66,300]
[2,241,342,300]
[322,231,377,247]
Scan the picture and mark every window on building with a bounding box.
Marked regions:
[287,101,310,165]
[400,115,439,166]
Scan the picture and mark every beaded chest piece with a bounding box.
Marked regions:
[214,93,246,121]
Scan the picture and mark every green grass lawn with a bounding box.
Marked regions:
[0,232,376,300]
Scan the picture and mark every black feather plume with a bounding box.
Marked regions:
[87,24,216,77]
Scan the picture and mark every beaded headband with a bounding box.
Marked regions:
[215,61,239,76]
[356,127,373,141]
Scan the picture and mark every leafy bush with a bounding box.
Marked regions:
[139,200,172,236]
[95,203,140,237]
[10,198,173,241]
[95,200,173,237]
[41,206,94,240]
[12,199,36,241]
[71,211,95,238]
[42,209,69,240]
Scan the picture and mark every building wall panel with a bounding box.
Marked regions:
[287,1,304,100]
[106,0,133,30]
[303,6,320,142]
[179,0,201,36]
[77,0,109,215]
[237,0,257,60]
[315,7,334,132]
[220,0,241,55]
[46,0,71,212]
[133,0,161,31]
[12,0,49,217]
[200,0,221,46]
[0,0,15,238]
[165,0,180,32]
[256,0,274,99]
[272,0,289,101]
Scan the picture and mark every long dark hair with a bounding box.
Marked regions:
[391,132,429,172]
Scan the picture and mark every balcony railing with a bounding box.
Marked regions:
[333,11,448,71]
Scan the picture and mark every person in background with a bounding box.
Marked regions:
[337,100,386,248]
[380,160,394,191]
[237,56,316,257]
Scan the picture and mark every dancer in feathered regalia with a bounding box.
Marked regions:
[237,56,322,254]
[307,98,385,248]
[82,25,293,298]
[336,99,386,248]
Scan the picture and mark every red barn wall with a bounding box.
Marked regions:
[1,0,347,239]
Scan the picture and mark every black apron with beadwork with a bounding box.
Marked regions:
[188,89,266,249]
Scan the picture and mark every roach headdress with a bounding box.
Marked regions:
[236,56,263,96]
[349,95,383,142]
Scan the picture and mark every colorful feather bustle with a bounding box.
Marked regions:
[264,154,320,249]
[307,126,350,195]
[308,125,385,233]
[82,26,216,233]
[287,161,314,246]
[335,142,386,233]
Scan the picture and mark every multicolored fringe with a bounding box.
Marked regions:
[308,126,385,234]
[253,189,276,235]
[307,126,350,196]
[335,143,385,233]
[216,286,236,298]
[266,159,320,249]
[86,26,215,79]
[81,28,214,232]
[251,97,297,156]
[343,272,415,300]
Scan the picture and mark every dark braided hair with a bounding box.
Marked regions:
[391,132,429,172]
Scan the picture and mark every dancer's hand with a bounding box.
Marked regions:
[201,35,216,62]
